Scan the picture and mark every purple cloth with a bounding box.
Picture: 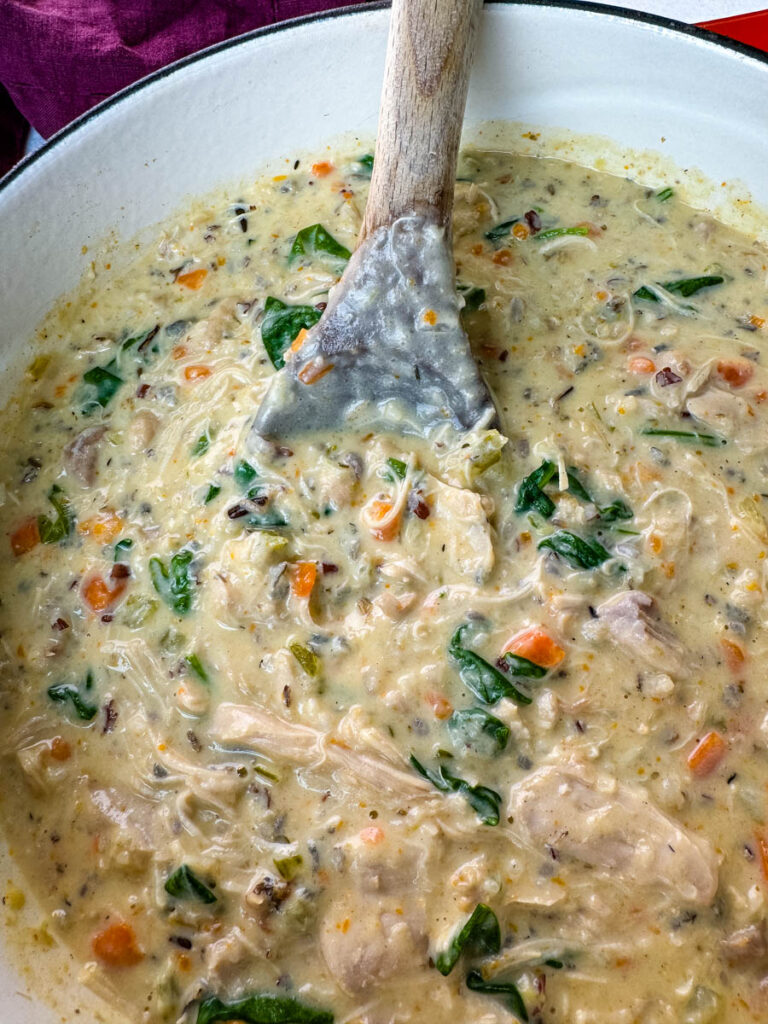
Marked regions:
[0,0,370,176]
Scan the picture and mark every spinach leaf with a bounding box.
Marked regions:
[563,467,591,503]
[354,154,374,176]
[449,625,532,706]
[81,360,123,414]
[383,456,407,481]
[598,498,633,522]
[448,708,509,755]
[121,324,161,355]
[149,548,195,615]
[261,296,322,370]
[48,670,97,721]
[640,427,725,447]
[290,643,320,678]
[204,484,222,504]
[114,538,133,562]
[197,993,333,1024]
[655,186,674,202]
[435,904,501,976]
[500,652,547,679]
[234,459,258,489]
[193,433,211,457]
[634,275,724,302]
[165,865,217,904]
[458,284,486,311]
[185,653,210,684]
[37,484,75,544]
[245,510,289,531]
[538,530,609,569]
[515,461,557,517]
[466,971,528,1023]
[484,218,520,243]
[535,225,589,241]
[289,224,351,266]
[410,755,501,826]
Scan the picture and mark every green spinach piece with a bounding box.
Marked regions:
[448,708,509,755]
[114,538,133,562]
[410,755,501,826]
[598,498,633,522]
[466,971,528,1023]
[197,993,333,1024]
[435,904,501,976]
[234,459,258,489]
[193,433,211,457]
[500,652,547,679]
[535,225,589,241]
[165,865,216,904]
[640,427,725,447]
[149,548,195,615]
[634,275,724,302]
[204,484,222,504]
[81,360,123,414]
[655,187,674,202]
[261,296,322,370]
[538,530,609,569]
[458,284,486,311]
[47,670,97,721]
[355,154,374,176]
[449,625,532,706]
[37,484,75,544]
[185,653,210,684]
[484,218,520,243]
[289,224,351,266]
[246,511,289,531]
[384,456,407,482]
[515,461,557,517]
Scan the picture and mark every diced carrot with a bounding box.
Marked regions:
[311,161,334,177]
[10,517,40,556]
[290,561,317,599]
[82,574,126,613]
[512,222,529,240]
[426,691,453,719]
[750,315,765,329]
[686,730,727,777]
[171,345,187,360]
[92,922,143,967]
[721,637,746,673]
[49,737,71,762]
[184,365,212,382]
[628,356,656,374]
[492,249,513,266]
[577,220,601,238]
[176,268,207,290]
[79,510,123,542]
[716,359,754,388]
[503,626,565,668]
[423,309,437,325]
[359,826,385,846]
[290,328,309,354]
[756,829,768,882]
[297,360,334,385]
[366,499,402,542]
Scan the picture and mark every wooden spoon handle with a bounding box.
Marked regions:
[360,0,482,241]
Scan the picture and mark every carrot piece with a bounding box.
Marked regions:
[290,328,310,354]
[171,345,187,360]
[311,161,334,177]
[628,356,656,374]
[359,826,385,845]
[49,737,71,762]
[512,222,529,240]
[79,510,123,542]
[756,829,768,882]
[423,309,437,325]
[503,627,565,668]
[184,365,212,382]
[426,691,453,719]
[721,637,746,673]
[366,499,402,542]
[82,574,126,613]
[10,517,40,556]
[92,922,143,967]
[686,730,727,777]
[716,359,754,388]
[492,249,513,266]
[749,315,765,329]
[176,268,207,290]
[291,561,317,599]
[297,360,334,385]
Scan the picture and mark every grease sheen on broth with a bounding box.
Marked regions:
[2,147,768,1024]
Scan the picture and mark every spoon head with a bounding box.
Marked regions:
[252,215,497,443]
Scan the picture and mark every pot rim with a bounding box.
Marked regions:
[1,0,767,196]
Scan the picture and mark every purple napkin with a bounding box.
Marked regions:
[0,0,370,176]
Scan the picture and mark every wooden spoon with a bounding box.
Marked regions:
[253,0,497,441]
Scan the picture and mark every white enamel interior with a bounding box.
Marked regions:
[1,3,767,1020]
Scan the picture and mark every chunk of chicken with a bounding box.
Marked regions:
[202,531,287,628]
[412,474,494,583]
[127,410,160,454]
[582,590,686,678]
[721,923,767,965]
[63,425,106,486]
[687,387,765,453]
[211,702,433,802]
[508,763,718,905]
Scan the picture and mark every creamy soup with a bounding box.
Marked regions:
[2,148,768,1024]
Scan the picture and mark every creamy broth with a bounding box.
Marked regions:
[2,148,768,1024]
